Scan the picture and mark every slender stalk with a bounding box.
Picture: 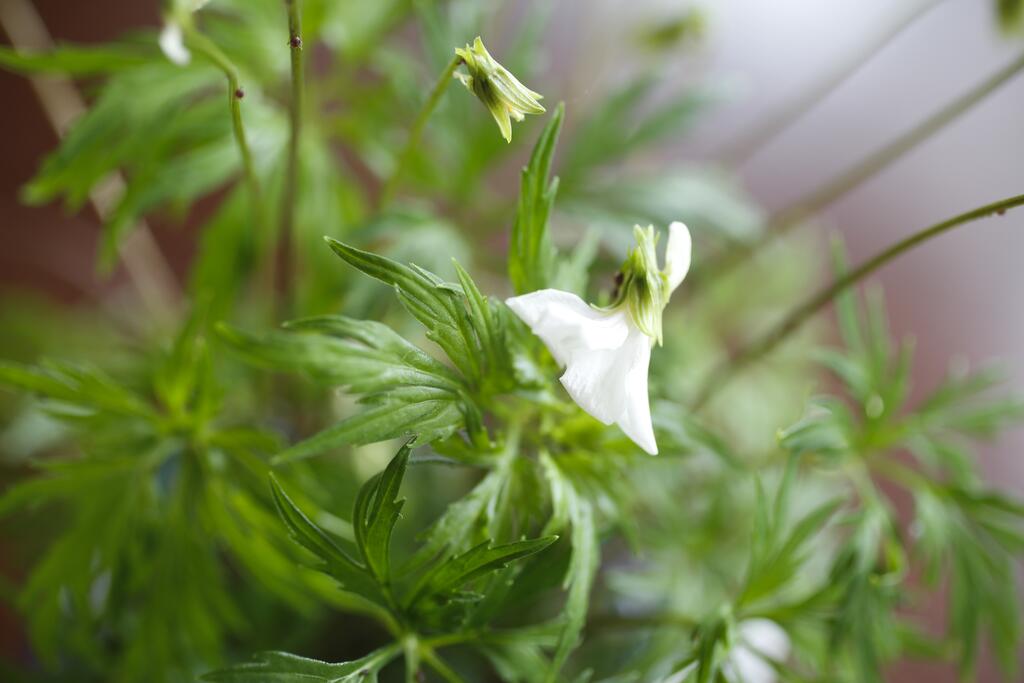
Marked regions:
[185,30,269,249]
[420,647,466,683]
[279,0,304,317]
[691,193,1024,410]
[718,0,940,167]
[689,50,1024,294]
[380,55,462,208]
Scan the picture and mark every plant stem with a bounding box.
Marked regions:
[186,31,269,258]
[379,55,462,209]
[689,50,1024,294]
[717,0,940,168]
[691,193,1024,410]
[279,0,304,318]
[420,647,466,683]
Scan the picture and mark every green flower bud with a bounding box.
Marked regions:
[454,37,545,143]
[613,226,671,344]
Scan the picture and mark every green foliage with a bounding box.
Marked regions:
[0,322,328,682]
[218,314,472,462]
[1,3,1022,683]
[770,243,1024,681]
[509,103,563,295]
[223,445,555,680]
[204,646,402,683]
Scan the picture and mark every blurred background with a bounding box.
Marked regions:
[1,0,1022,681]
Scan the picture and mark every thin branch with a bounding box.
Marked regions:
[278,0,304,317]
[184,28,270,289]
[379,55,462,209]
[689,49,1024,294]
[691,193,1024,410]
[0,0,180,322]
[420,647,466,683]
[718,0,942,167]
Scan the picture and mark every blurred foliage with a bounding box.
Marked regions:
[0,1,1021,682]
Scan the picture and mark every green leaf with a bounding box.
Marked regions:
[0,41,155,76]
[407,536,557,610]
[273,398,464,465]
[0,360,152,419]
[268,474,380,599]
[324,237,498,385]
[354,443,411,582]
[218,319,471,462]
[509,103,563,295]
[203,645,402,682]
[540,453,600,683]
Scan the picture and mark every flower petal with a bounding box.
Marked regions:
[665,221,692,293]
[507,290,658,454]
[616,328,657,454]
[159,22,191,66]
[506,290,630,366]
[724,619,790,683]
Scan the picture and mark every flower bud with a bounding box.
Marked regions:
[454,37,545,143]
[605,224,690,345]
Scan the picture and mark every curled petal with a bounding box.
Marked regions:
[665,221,692,293]
[159,22,191,66]
[506,290,658,454]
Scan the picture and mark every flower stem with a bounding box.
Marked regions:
[691,193,1024,410]
[278,0,304,318]
[379,55,462,209]
[186,30,269,257]
[689,49,1024,294]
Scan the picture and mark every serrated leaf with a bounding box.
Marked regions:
[540,452,600,683]
[268,474,379,599]
[324,237,496,384]
[355,444,411,582]
[407,536,557,610]
[509,103,563,295]
[203,645,401,682]
[272,398,463,465]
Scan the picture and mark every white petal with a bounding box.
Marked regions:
[665,221,692,293]
[724,620,790,683]
[617,328,657,454]
[507,290,658,455]
[159,22,191,66]
[506,290,629,366]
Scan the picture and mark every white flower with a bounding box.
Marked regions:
[666,619,790,683]
[506,222,691,455]
[722,619,791,683]
[159,21,191,66]
[159,2,214,67]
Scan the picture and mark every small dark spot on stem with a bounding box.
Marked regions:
[234,87,245,99]
[997,209,1006,216]
[290,35,303,49]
